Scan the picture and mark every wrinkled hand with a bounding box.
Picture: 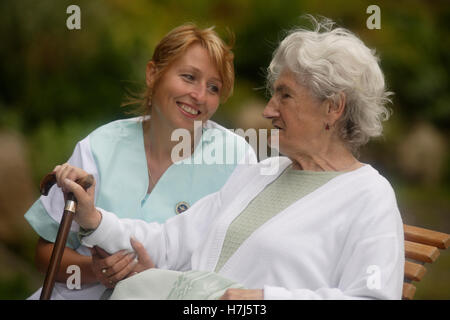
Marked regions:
[220,289,264,300]
[53,163,89,193]
[53,163,100,229]
[90,238,155,288]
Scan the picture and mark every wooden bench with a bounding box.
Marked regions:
[402,224,450,299]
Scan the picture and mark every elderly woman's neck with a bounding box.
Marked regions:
[289,142,361,172]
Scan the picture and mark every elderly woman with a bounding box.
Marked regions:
[58,17,404,300]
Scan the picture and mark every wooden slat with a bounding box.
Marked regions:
[404,224,450,249]
[405,240,440,263]
[404,260,427,282]
[402,282,416,300]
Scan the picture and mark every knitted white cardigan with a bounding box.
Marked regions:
[83,157,405,300]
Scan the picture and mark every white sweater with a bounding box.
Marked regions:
[82,157,405,300]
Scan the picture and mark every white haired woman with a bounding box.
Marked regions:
[57,17,404,300]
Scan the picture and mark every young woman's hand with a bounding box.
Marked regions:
[90,247,135,288]
[90,238,155,288]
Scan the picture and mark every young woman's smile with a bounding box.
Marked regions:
[148,43,222,132]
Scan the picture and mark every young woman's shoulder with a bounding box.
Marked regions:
[89,116,144,139]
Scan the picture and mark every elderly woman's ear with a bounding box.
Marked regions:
[324,92,346,128]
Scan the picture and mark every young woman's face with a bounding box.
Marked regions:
[147,43,223,132]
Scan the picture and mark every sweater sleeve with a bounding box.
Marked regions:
[264,178,405,300]
[81,190,222,271]
[264,233,404,300]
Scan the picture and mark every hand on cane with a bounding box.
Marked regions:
[54,164,155,285]
[60,177,101,230]
[53,163,101,230]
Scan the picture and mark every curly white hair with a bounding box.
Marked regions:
[267,15,393,153]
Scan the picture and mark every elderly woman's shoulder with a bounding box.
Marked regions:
[352,164,398,201]
[346,165,403,239]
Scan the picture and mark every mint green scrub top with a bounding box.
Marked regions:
[24,117,255,250]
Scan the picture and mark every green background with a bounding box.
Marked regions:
[0,0,448,299]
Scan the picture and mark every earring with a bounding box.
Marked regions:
[325,123,330,130]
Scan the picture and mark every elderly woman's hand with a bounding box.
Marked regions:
[220,289,264,300]
[53,163,101,229]
[90,238,155,288]
[53,163,90,194]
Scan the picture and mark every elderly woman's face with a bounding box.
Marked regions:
[263,70,329,156]
[147,43,223,132]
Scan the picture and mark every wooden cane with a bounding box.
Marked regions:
[39,172,94,300]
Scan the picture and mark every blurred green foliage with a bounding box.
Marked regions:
[0,274,31,300]
[0,0,448,299]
